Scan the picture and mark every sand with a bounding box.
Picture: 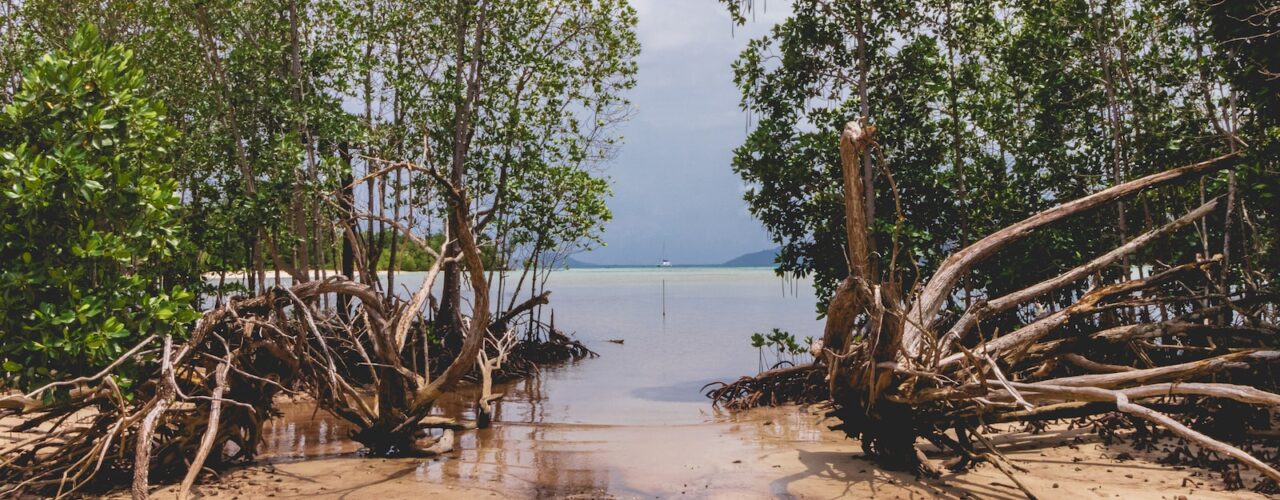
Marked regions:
[123,404,1264,499]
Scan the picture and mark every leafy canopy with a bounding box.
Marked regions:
[0,25,198,391]
[724,0,1272,324]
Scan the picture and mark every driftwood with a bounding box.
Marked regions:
[0,148,593,498]
[0,276,459,498]
[475,328,518,428]
[705,363,827,410]
[710,119,1278,493]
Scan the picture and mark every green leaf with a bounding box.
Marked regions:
[84,333,106,350]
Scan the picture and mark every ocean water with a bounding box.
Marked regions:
[340,266,820,425]
[477,267,822,425]
[218,267,820,424]
[256,267,831,496]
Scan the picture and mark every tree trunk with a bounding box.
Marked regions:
[338,142,356,320]
[854,0,876,266]
[820,121,876,367]
[437,209,464,353]
[286,0,312,282]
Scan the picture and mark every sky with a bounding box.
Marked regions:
[577,0,793,266]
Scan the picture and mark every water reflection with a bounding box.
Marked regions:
[248,268,828,497]
[262,400,363,460]
[259,376,619,496]
[257,377,833,497]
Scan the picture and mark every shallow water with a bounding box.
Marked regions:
[178,268,1260,499]
[255,267,829,496]
[246,267,821,427]
[487,267,821,425]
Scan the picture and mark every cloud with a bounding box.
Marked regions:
[631,0,791,53]
[582,0,792,265]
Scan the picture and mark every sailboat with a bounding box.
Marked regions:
[658,241,672,267]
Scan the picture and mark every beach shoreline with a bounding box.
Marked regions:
[116,402,1262,499]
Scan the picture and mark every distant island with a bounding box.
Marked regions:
[564,255,611,268]
[560,247,780,268]
[719,247,780,267]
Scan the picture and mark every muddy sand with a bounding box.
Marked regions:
[124,270,1269,498]
[128,395,1262,499]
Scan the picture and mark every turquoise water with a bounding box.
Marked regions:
[244,266,821,425]
[256,267,828,496]
[490,267,821,425]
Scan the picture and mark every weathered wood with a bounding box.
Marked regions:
[934,258,1218,370]
[131,336,178,500]
[820,121,878,365]
[1116,393,1280,483]
[935,197,1223,360]
[1031,350,1280,389]
[901,152,1240,361]
[176,360,230,500]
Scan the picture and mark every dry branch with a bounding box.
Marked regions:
[901,151,1241,360]
[937,196,1223,357]
[1,145,597,495]
[710,120,1276,491]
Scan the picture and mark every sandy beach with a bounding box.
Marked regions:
[125,401,1263,499]
[87,269,1273,499]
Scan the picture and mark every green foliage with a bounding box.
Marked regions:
[0,26,197,390]
[3,0,638,295]
[724,0,1275,323]
[751,328,812,371]
[354,0,637,265]
[0,1,638,392]
[375,233,440,272]
[1204,1,1280,273]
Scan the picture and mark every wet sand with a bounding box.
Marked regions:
[139,397,1263,499]
[112,270,1272,498]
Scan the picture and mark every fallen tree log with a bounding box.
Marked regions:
[935,257,1223,370]
[936,196,1224,358]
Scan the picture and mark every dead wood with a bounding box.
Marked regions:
[937,196,1223,357]
[176,357,229,500]
[709,119,1277,492]
[490,291,551,334]
[704,363,827,410]
[0,145,599,497]
[901,151,1241,361]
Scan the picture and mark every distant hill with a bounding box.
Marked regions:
[564,255,610,268]
[555,250,783,269]
[528,252,611,269]
[721,247,780,267]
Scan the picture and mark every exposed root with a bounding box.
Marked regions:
[704,363,826,410]
[0,156,541,495]
[712,120,1280,493]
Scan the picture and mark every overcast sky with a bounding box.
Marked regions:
[578,0,793,265]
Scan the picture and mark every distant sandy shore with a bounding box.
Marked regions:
[202,270,348,280]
